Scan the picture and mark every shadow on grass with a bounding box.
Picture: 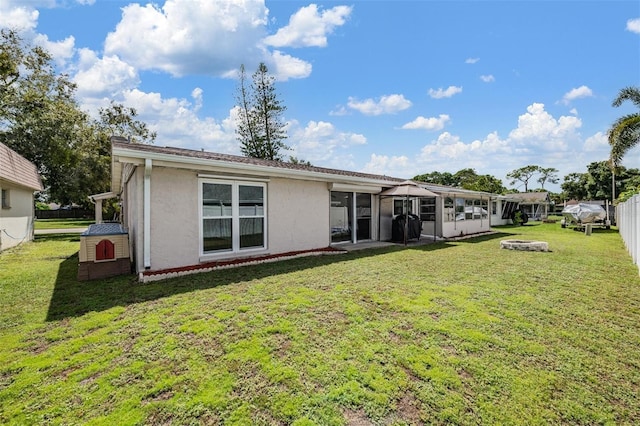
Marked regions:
[46,246,401,321]
[45,232,512,321]
[442,230,518,244]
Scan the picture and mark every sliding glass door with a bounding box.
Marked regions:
[330,191,372,243]
[356,193,371,240]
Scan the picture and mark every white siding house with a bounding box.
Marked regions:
[0,142,43,251]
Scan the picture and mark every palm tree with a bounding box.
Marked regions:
[608,86,640,200]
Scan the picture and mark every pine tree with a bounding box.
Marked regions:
[235,63,288,160]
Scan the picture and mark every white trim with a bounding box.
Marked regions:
[143,158,152,269]
[329,183,382,193]
[113,145,401,187]
[198,173,270,182]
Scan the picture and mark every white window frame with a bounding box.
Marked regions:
[199,178,267,257]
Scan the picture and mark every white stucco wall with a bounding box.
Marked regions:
[123,167,144,272]
[0,183,36,251]
[442,218,490,238]
[268,177,330,253]
[491,199,512,226]
[149,167,200,272]
[127,166,338,273]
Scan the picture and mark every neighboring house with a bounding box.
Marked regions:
[490,194,523,226]
[0,142,43,251]
[110,140,493,279]
[506,192,551,220]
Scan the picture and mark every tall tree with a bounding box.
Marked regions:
[608,86,640,167]
[537,167,559,189]
[454,168,506,193]
[506,165,539,191]
[0,29,154,206]
[560,161,640,201]
[235,63,288,160]
[414,169,505,193]
[0,29,85,204]
[413,171,457,186]
[561,172,588,201]
[235,64,260,158]
[68,102,156,207]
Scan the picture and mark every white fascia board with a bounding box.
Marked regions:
[329,183,383,193]
[112,145,400,188]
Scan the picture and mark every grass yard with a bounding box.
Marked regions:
[1,223,639,425]
[34,218,94,230]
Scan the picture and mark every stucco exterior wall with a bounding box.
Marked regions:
[124,167,144,272]
[127,166,336,273]
[491,199,512,226]
[442,218,490,238]
[268,177,330,253]
[0,182,35,251]
[148,167,200,272]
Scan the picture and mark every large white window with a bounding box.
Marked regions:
[200,179,266,255]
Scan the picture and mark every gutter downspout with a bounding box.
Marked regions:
[144,158,152,269]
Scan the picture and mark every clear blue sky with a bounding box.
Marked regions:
[3,0,639,192]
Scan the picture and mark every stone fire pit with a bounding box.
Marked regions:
[500,239,549,252]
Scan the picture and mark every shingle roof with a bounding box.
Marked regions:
[0,142,43,191]
[111,141,494,199]
[508,192,550,202]
[112,141,406,183]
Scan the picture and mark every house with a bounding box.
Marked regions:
[490,194,524,225]
[0,142,43,251]
[505,192,552,220]
[110,140,493,280]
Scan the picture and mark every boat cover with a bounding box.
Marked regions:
[561,203,606,223]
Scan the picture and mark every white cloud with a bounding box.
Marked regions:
[361,154,410,176]
[119,89,240,153]
[347,94,412,116]
[420,132,483,159]
[289,120,366,166]
[263,4,352,48]
[561,85,593,105]
[401,115,450,131]
[192,87,203,112]
[33,33,76,66]
[359,103,588,187]
[270,50,312,81]
[569,108,578,115]
[329,105,349,116]
[584,131,608,152]
[73,49,139,97]
[0,1,40,31]
[480,74,495,83]
[104,0,271,77]
[627,18,640,34]
[509,103,582,150]
[0,1,77,67]
[465,57,479,64]
[428,86,463,99]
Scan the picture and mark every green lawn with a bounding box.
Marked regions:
[1,223,639,425]
[34,218,94,230]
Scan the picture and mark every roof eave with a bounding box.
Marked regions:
[111,144,402,191]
